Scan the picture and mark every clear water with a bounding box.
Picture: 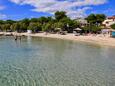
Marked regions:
[0,36,115,86]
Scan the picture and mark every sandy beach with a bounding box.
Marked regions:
[1,32,115,47]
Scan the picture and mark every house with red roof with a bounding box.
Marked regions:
[102,16,115,28]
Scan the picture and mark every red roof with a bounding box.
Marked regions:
[108,16,115,19]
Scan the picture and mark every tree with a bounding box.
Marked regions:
[91,25,101,33]
[18,18,30,32]
[59,18,80,32]
[10,23,20,32]
[37,23,42,31]
[5,20,16,24]
[1,24,11,31]
[96,14,106,24]
[72,20,80,28]
[0,24,3,31]
[19,22,28,32]
[0,12,106,33]
[86,14,106,25]
[86,14,97,24]
[81,26,90,33]
[42,22,53,32]
[20,18,30,26]
[0,20,5,24]
[38,17,52,24]
[85,14,106,33]
[28,23,41,32]
[53,22,64,30]
[55,11,67,21]
[67,20,80,32]
[111,24,115,30]
[59,17,70,31]
[82,25,101,33]
[30,18,38,22]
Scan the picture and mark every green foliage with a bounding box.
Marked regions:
[19,22,28,32]
[81,26,90,32]
[68,20,80,29]
[86,14,106,25]
[96,14,106,24]
[91,25,102,32]
[0,24,3,31]
[20,18,30,25]
[37,23,42,31]
[38,17,52,24]
[82,25,101,33]
[0,20,5,24]
[28,23,42,32]
[10,23,20,32]
[59,18,80,32]
[0,11,105,33]
[86,14,97,24]
[30,18,38,22]
[42,22,52,32]
[1,24,11,31]
[111,24,115,29]
[55,11,67,21]
[5,20,16,24]
[28,23,36,32]
[53,22,64,30]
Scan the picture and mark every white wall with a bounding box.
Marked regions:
[103,19,115,27]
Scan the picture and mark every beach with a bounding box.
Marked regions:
[1,32,115,47]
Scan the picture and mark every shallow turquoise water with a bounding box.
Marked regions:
[0,36,115,86]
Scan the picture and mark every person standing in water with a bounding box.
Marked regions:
[13,32,22,42]
[14,35,18,41]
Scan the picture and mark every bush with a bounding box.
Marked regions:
[111,24,115,30]
[82,25,101,33]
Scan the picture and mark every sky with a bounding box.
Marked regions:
[0,0,115,20]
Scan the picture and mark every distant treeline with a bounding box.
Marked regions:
[0,11,107,33]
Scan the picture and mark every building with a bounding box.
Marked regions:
[102,16,115,28]
[75,18,88,27]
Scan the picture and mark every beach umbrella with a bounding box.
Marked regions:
[74,28,82,31]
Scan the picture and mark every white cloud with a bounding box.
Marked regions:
[0,5,5,10]
[104,8,115,14]
[9,0,108,18]
[0,13,7,19]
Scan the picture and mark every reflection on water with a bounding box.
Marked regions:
[0,37,115,86]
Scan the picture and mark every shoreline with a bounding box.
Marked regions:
[1,32,115,47]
